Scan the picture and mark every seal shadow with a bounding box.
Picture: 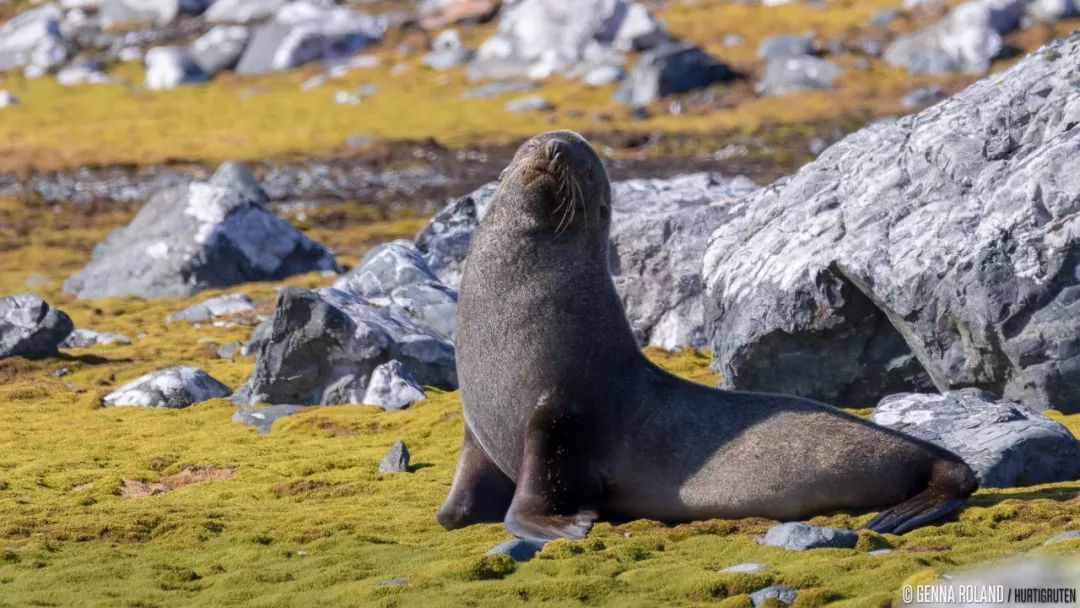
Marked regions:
[57,353,133,365]
[408,463,434,473]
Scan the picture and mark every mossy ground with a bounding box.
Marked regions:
[2,2,1078,173]
[1,197,1079,607]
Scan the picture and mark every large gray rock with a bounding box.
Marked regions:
[333,240,458,340]
[64,162,340,300]
[423,29,473,70]
[0,4,69,74]
[104,365,232,408]
[233,286,456,406]
[702,34,1080,411]
[100,0,179,28]
[871,389,1080,487]
[235,2,387,75]
[0,294,74,359]
[190,25,250,76]
[614,42,734,106]
[205,0,288,23]
[883,0,1025,74]
[145,47,207,90]
[755,522,858,551]
[466,0,666,81]
[415,173,759,350]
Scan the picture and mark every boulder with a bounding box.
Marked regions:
[190,25,250,76]
[233,286,456,406]
[0,294,74,359]
[504,95,553,112]
[145,47,207,90]
[333,240,458,340]
[750,586,798,607]
[205,0,288,23]
[104,365,232,408]
[756,56,841,96]
[0,4,69,74]
[755,522,858,551]
[702,34,1080,412]
[235,2,387,75]
[416,173,758,350]
[362,360,427,410]
[615,41,734,106]
[423,29,473,70]
[64,162,340,300]
[100,0,179,28]
[59,328,131,348]
[871,389,1080,487]
[466,0,666,81]
[168,293,255,322]
[233,404,307,433]
[883,0,1025,74]
[379,440,410,473]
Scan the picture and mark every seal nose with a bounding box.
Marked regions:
[545,139,565,161]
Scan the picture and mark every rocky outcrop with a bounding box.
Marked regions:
[233,285,456,406]
[703,34,1080,411]
[104,365,232,408]
[466,0,666,82]
[235,2,387,75]
[871,389,1080,487]
[0,294,74,359]
[64,162,340,300]
[416,173,758,350]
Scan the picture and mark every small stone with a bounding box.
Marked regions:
[757,56,841,96]
[378,578,407,587]
[485,539,546,562]
[59,328,132,348]
[379,440,410,473]
[504,95,554,112]
[1,294,74,359]
[722,34,743,47]
[0,91,20,108]
[757,34,817,60]
[755,522,858,551]
[719,562,769,573]
[462,80,539,99]
[868,8,900,26]
[584,65,623,87]
[169,294,255,322]
[901,85,945,109]
[345,135,374,148]
[217,341,243,359]
[54,367,70,377]
[24,274,49,286]
[868,548,894,555]
[1043,530,1080,545]
[232,404,307,434]
[750,585,798,607]
[809,137,829,155]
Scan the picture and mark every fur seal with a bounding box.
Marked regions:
[437,130,977,541]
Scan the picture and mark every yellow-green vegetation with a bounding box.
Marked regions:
[1,197,1079,607]
[2,1,1078,172]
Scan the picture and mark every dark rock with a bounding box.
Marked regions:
[755,522,858,551]
[0,294,74,359]
[871,389,1080,487]
[233,286,456,406]
[232,404,308,433]
[379,440,410,473]
[485,539,547,562]
[104,365,231,408]
[703,34,1080,412]
[64,162,340,300]
[615,42,734,107]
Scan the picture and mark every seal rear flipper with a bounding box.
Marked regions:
[863,458,978,535]
[503,400,602,542]
[437,425,516,530]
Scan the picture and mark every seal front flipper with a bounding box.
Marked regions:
[503,400,601,542]
[437,425,516,530]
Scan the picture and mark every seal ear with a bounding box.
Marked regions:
[503,396,601,541]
